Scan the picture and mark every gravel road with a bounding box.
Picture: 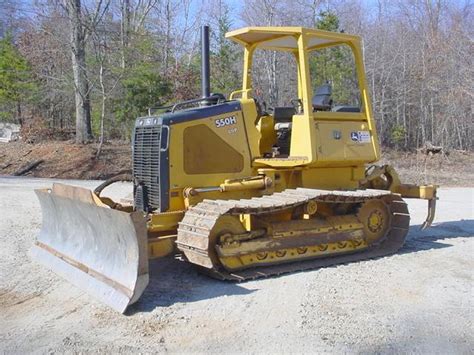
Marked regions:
[1,177,473,353]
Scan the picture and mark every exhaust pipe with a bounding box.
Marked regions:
[200,25,224,106]
[201,25,211,98]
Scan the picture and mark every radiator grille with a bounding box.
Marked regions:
[133,125,162,211]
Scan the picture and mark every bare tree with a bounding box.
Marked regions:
[119,0,130,69]
[7,0,472,151]
[62,0,109,144]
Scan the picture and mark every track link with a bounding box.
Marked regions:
[176,188,410,281]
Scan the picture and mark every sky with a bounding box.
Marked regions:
[3,0,470,35]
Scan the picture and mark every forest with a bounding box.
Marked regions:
[0,0,472,151]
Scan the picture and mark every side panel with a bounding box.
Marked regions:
[314,120,377,166]
[183,124,244,174]
[168,108,253,191]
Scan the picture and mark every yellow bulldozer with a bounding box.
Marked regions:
[33,26,437,313]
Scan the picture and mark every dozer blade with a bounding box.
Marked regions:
[32,183,149,313]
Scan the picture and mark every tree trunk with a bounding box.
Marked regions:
[120,0,130,70]
[65,0,92,144]
[96,63,106,159]
[163,0,171,74]
[16,101,22,126]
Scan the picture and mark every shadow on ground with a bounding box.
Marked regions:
[402,219,474,253]
[127,257,255,314]
[128,219,473,314]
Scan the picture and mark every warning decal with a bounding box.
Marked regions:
[350,131,371,143]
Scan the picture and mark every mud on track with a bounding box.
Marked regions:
[1,177,473,353]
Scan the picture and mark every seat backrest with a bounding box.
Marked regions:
[273,106,296,123]
[312,83,332,111]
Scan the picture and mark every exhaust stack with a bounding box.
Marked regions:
[201,25,211,98]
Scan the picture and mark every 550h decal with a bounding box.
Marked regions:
[215,116,237,128]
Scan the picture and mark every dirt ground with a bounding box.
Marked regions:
[0,141,131,180]
[0,177,473,353]
[1,140,473,186]
[379,149,474,187]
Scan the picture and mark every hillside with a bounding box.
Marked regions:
[0,141,131,180]
[0,140,472,186]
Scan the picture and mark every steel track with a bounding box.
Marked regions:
[176,188,410,281]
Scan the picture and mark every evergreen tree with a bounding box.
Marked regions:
[112,35,171,132]
[210,5,240,96]
[0,34,36,124]
[310,11,359,107]
[114,63,170,124]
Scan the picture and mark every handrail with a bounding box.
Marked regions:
[229,89,252,100]
[147,94,227,116]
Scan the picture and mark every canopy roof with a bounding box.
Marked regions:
[226,27,360,51]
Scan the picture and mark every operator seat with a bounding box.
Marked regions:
[312,83,332,111]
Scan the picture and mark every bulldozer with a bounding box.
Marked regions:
[33,26,437,313]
